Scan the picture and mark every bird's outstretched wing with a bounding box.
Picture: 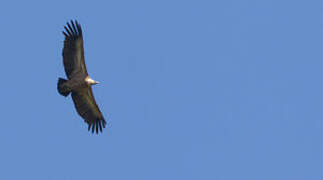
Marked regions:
[62,20,88,79]
[71,87,106,134]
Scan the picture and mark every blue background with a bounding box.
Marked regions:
[0,0,322,179]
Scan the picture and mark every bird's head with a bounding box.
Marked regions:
[86,77,99,86]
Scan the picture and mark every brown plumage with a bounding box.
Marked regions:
[57,20,106,134]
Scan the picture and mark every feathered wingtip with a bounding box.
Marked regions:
[62,20,83,38]
[88,118,107,134]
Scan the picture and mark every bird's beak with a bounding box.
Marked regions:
[87,77,100,85]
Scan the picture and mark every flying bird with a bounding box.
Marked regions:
[57,20,106,134]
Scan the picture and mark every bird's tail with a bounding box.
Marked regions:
[57,78,71,97]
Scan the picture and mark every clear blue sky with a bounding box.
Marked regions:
[0,0,322,179]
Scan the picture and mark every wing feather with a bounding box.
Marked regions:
[71,87,106,134]
[62,20,88,79]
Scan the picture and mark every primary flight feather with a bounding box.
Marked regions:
[57,20,106,134]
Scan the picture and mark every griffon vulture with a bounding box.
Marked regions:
[57,20,106,134]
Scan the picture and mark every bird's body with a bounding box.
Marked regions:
[57,20,106,134]
[60,73,92,92]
